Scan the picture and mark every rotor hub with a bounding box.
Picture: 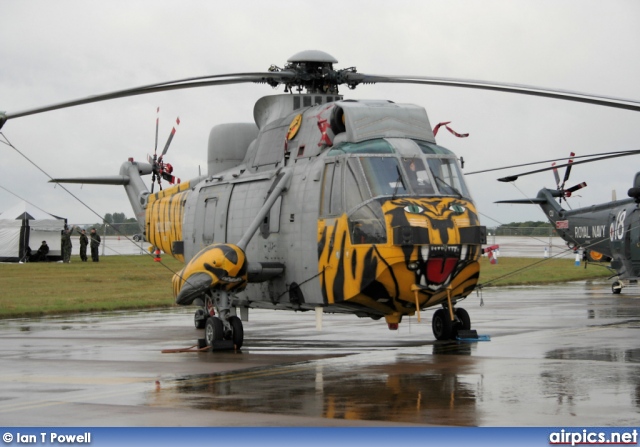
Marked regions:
[267,50,355,95]
[287,50,338,65]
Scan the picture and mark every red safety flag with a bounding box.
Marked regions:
[317,118,333,147]
[433,121,469,138]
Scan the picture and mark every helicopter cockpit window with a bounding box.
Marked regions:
[359,157,407,197]
[401,158,434,195]
[427,157,470,198]
[327,139,395,156]
[348,201,387,245]
[344,158,373,210]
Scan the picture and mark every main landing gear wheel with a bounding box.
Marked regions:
[194,309,206,329]
[205,316,224,347]
[432,309,453,341]
[612,281,622,294]
[228,315,244,349]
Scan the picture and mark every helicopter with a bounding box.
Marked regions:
[494,150,640,294]
[2,50,640,348]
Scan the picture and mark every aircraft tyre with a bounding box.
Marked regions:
[205,316,224,347]
[432,309,453,341]
[228,315,244,349]
[612,281,622,294]
[194,309,206,329]
[455,308,471,331]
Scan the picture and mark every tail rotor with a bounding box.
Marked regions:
[148,108,180,193]
[554,152,587,202]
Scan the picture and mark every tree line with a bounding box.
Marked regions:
[491,221,556,237]
[85,212,140,236]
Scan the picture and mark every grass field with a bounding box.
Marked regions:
[476,256,611,287]
[0,254,612,318]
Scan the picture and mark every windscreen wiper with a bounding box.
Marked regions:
[392,166,406,199]
[432,174,463,198]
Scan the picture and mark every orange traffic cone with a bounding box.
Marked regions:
[154,248,161,262]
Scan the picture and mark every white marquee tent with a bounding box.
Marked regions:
[0,201,66,262]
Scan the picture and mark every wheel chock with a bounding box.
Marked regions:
[209,340,235,351]
[457,329,478,339]
[456,329,491,342]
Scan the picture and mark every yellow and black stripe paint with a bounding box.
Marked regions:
[172,243,248,305]
[145,181,191,262]
[318,197,483,321]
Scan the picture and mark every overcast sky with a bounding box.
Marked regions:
[1,0,639,229]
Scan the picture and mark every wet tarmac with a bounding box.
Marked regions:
[1,279,639,427]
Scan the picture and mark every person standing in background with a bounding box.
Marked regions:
[61,226,74,263]
[90,228,101,262]
[79,229,88,262]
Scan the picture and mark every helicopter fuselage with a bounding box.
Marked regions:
[143,94,486,328]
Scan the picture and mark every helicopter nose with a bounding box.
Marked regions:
[172,243,248,305]
[173,272,212,305]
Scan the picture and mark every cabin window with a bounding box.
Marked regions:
[320,162,343,216]
[348,201,387,245]
[427,157,470,198]
[260,195,281,237]
[203,198,217,243]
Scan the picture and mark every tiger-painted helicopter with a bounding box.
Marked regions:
[2,50,639,348]
[495,150,640,294]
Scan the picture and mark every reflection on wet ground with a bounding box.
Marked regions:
[1,279,639,426]
[147,351,480,426]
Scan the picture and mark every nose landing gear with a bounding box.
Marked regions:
[432,307,471,340]
[197,291,245,350]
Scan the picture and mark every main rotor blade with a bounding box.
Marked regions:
[346,73,640,112]
[1,71,296,124]
[465,150,640,175]
[497,150,640,182]
[4,64,640,130]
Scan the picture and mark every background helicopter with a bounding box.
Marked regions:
[494,151,640,294]
[2,50,640,349]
